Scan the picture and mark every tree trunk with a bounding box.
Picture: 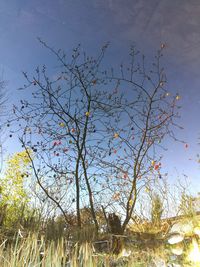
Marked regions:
[75,158,81,228]
[108,213,124,254]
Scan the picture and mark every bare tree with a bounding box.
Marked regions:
[12,41,181,234]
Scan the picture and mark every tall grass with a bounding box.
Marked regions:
[0,233,68,267]
[0,232,157,267]
[0,230,194,266]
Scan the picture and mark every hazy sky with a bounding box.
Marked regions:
[0,0,200,192]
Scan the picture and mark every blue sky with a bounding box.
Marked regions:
[0,0,200,193]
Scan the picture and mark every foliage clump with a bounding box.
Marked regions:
[0,150,32,228]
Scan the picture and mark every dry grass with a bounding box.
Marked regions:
[0,231,196,266]
[0,232,155,267]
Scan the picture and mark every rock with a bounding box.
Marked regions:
[168,233,184,245]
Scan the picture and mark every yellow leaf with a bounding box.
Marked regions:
[59,122,65,127]
[129,199,133,206]
[151,160,155,166]
[114,133,119,138]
